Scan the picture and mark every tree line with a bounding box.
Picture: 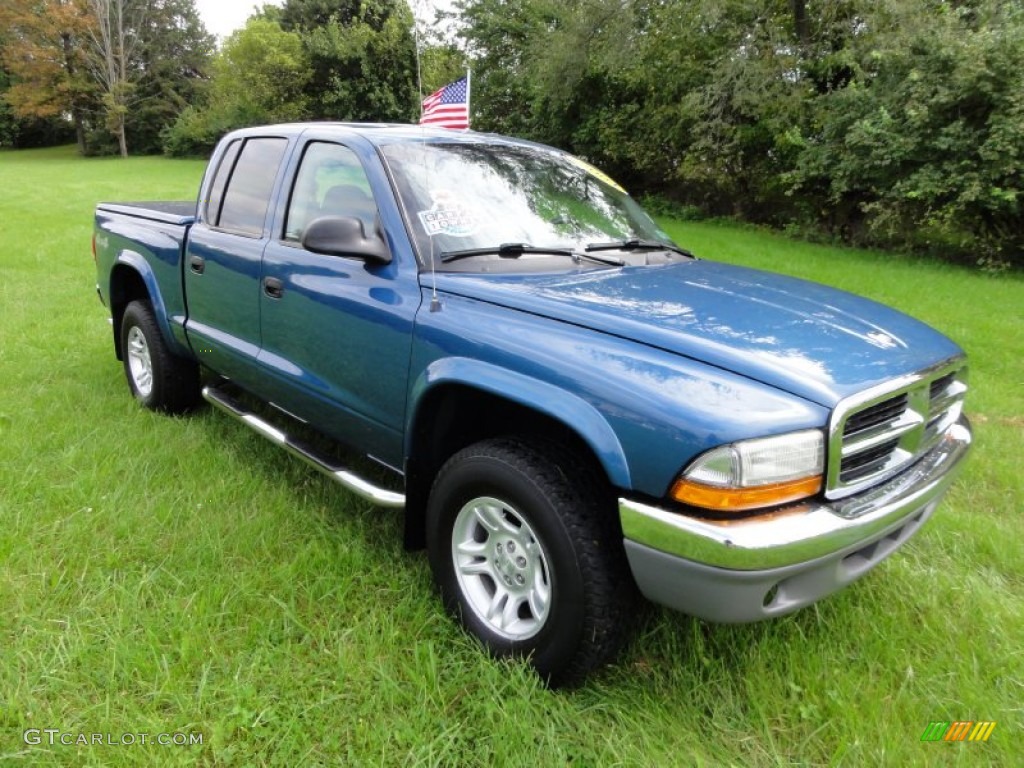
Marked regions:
[459,0,1024,270]
[3,0,1022,269]
[0,0,213,156]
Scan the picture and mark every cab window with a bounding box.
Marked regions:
[216,137,288,236]
[285,142,378,242]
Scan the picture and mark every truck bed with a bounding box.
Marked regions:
[96,201,196,226]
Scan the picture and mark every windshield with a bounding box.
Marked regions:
[379,141,680,271]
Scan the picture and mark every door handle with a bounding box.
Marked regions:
[188,254,205,274]
[263,276,284,299]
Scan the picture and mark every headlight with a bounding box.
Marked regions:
[670,430,824,513]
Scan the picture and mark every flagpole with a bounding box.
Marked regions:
[465,68,472,131]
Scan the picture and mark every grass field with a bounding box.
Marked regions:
[1,145,1021,766]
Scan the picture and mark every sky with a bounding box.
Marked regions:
[194,0,453,41]
[194,0,279,40]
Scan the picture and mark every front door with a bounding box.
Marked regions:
[257,140,421,468]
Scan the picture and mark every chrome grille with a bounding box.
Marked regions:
[826,359,968,499]
[843,394,909,438]
[840,438,900,483]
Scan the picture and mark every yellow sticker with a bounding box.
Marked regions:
[566,155,627,194]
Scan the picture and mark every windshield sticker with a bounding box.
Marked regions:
[417,190,479,237]
[565,155,627,194]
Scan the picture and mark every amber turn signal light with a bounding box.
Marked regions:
[670,475,823,513]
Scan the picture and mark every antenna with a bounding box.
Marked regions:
[414,2,425,122]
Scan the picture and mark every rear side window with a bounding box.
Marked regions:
[215,138,288,236]
[204,139,241,225]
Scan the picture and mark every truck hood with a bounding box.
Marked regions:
[432,261,963,406]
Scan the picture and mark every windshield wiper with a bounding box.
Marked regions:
[585,239,693,258]
[440,243,624,266]
[440,243,574,263]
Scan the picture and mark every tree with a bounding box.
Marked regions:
[281,0,417,120]
[281,0,397,32]
[165,0,420,154]
[0,0,95,153]
[1,0,213,155]
[0,62,19,148]
[85,0,143,157]
[0,34,20,148]
[216,18,312,120]
[0,58,77,148]
[790,0,1024,265]
[790,0,811,50]
[162,18,311,155]
[124,0,214,155]
[452,0,549,136]
[447,0,1024,266]
[417,42,466,95]
[409,1,466,94]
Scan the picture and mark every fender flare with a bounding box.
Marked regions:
[407,356,633,490]
[110,251,190,357]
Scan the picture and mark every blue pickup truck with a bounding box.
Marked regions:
[93,123,971,685]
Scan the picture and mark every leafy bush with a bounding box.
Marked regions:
[162,104,253,158]
[459,0,1024,270]
[638,195,705,222]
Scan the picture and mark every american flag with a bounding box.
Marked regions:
[420,76,470,130]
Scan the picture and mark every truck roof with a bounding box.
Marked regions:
[222,122,548,150]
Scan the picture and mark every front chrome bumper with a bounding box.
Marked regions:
[619,417,971,622]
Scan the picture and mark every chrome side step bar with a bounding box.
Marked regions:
[202,385,405,509]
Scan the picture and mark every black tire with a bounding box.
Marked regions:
[120,300,201,413]
[426,438,636,687]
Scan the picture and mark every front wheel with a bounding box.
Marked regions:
[120,300,200,413]
[426,438,636,687]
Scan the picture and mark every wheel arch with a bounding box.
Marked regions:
[402,358,632,549]
[108,253,173,361]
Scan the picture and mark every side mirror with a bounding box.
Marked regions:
[300,216,392,265]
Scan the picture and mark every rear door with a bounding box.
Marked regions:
[184,136,289,387]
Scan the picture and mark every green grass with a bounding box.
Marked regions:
[1,146,1021,766]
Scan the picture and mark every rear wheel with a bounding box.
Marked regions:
[426,438,636,687]
[120,300,200,413]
